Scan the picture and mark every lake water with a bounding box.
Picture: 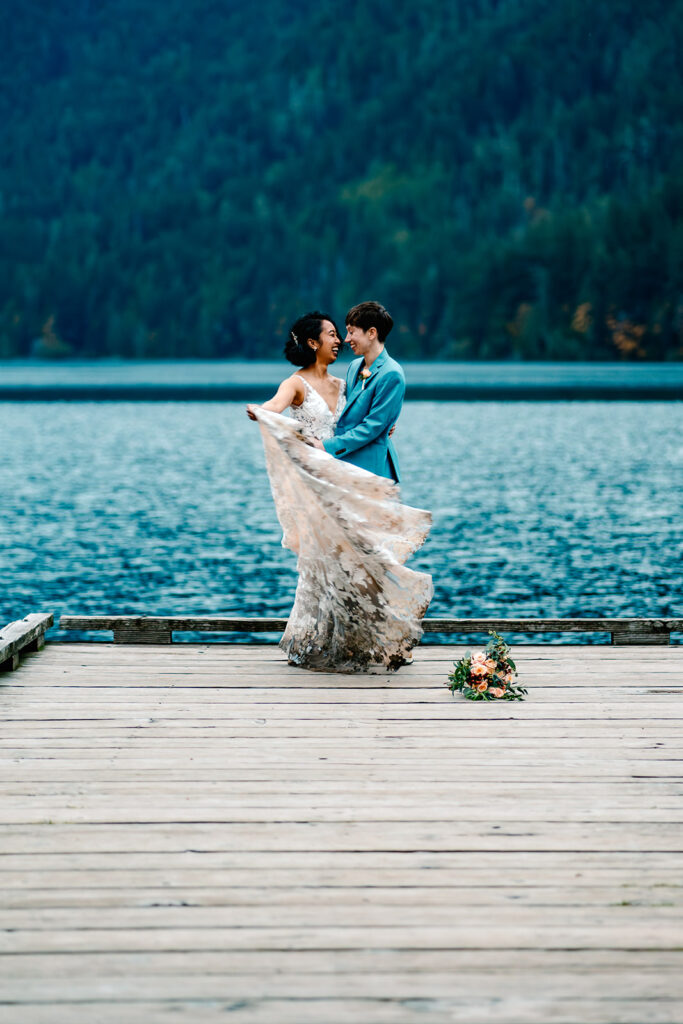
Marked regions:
[1,400,680,642]
[2,359,682,399]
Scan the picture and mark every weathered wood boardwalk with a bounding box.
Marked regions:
[1,641,682,1023]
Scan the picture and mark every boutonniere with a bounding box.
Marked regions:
[359,367,372,390]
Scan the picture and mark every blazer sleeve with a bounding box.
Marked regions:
[323,371,405,458]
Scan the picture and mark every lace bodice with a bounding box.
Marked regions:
[289,375,346,441]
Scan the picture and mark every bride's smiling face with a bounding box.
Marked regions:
[310,320,342,364]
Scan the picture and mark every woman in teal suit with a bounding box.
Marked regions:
[319,302,404,483]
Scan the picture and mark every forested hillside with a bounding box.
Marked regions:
[1,0,682,359]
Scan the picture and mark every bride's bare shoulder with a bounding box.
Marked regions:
[284,372,307,406]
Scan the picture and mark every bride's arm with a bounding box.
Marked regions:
[246,377,302,419]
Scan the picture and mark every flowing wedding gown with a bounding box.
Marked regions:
[253,375,433,672]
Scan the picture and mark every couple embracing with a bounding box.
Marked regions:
[248,301,433,673]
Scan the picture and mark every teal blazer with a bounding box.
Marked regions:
[323,349,404,482]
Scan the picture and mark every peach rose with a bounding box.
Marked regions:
[490,687,505,698]
[485,658,497,672]
[475,680,488,692]
[470,662,488,677]
[505,672,515,684]
[471,651,487,665]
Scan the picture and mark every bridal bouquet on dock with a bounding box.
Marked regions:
[446,631,527,701]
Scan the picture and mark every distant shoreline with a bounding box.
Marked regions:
[1,360,681,400]
[1,384,681,400]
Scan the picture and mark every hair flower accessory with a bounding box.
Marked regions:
[290,330,298,344]
[359,367,372,389]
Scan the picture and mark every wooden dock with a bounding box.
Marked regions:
[1,640,682,1023]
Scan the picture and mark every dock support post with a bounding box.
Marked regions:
[611,627,670,646]
[113,627,173,644]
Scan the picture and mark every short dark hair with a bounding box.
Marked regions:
[345,301,393,343]
[284,310,338,368]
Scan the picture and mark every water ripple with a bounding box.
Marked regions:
[1,401,681,639]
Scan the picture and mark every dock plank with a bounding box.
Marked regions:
[1,642,682,1024]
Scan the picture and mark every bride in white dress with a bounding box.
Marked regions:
[248,311,433,673]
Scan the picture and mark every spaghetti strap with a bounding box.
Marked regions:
[291,375,343,418]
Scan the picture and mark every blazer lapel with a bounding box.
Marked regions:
[347,359,364,395]
[342,350,388,418]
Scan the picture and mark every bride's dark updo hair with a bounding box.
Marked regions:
[284,311,338,367]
